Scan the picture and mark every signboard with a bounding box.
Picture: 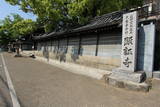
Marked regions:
[121,11,138,72]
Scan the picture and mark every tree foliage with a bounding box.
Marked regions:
[12,19,37,37]
[0,14,23,45]
[68,0,143,24]
[0,14,37,45]
[5,0,143,32]
[5,0,69,32]
[0,0,144,46]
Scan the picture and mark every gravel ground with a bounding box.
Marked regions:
[1,52,160,107]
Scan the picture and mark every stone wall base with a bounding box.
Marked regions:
[108,76,150,92]
[110,68,146,83]
[22,50,120,71]
[107,68,150,92]
[153,71,160,79]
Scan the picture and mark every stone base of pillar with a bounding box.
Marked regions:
[153,71,160,79]
[110,68,146,83]
[14,54,22,57]
[107,68,150,92]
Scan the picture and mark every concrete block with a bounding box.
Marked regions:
[108,76,124,88]
[108,68,149,92]
[124,81,149,92]
[108,76,149,92]
[153,71,160,79]
[111,69,146,83]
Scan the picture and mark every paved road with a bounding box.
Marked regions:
[0,52,160,107]
[0,53,13,107]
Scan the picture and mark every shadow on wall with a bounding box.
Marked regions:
[53,47,67,62]
[53,45,83,62]
[59,50,66,62]
[71,46,82,62]
[43,45,49,61]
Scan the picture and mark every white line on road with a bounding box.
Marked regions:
[1,53,21,107]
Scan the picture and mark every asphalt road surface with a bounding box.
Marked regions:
[0,52,160,107]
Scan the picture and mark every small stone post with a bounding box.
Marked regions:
[8,43,12,53]
[14,40,22,57]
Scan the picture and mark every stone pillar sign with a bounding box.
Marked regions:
[121,11,138,72]
[108,11,147,90]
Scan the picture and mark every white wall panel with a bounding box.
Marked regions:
[52,40,58,53]
[59,38,68,53]
[81,35,97,56]
[68,37,79,55]
[98,34,122,58]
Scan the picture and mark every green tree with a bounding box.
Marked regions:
[68,0,143,24]
[5,0,143,32]
[0,14,37,45]
[5,0,70,32]
[0,14,23,45]
[12,19,37,37]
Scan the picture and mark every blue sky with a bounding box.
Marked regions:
[0,0,37,21]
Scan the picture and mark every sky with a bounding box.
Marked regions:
[0,0,37,21]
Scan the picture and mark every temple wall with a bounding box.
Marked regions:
[35,31,122,71]
[28,22,158,74]
[28,51,120,71]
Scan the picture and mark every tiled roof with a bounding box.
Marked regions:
[72,10,123,32]
[34,33,48,40]
[33,10,123,40]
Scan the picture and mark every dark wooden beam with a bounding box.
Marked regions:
[95,33,100,56]
[78,35,82,55]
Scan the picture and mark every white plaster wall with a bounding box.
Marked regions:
[59,38,67,53]
[98,34,122,58]
[67,37,79,54]
[81,35,97,56]
[51,40,58,52]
